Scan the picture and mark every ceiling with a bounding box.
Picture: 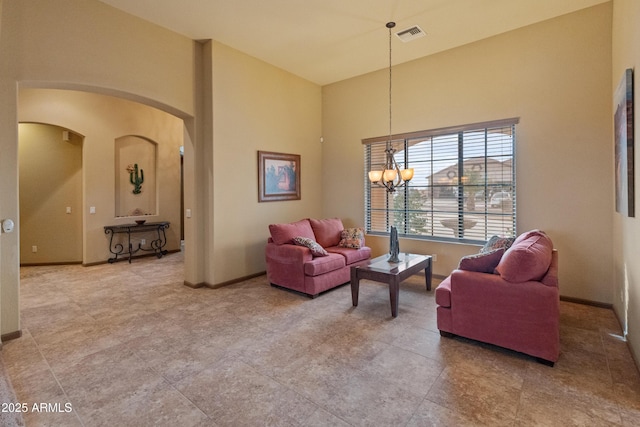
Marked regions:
[99,0,609,86]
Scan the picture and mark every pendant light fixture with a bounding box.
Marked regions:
[368,22,414,193]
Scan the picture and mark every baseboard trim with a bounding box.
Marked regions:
[1,330,22,343]
[183,280,205,289]
[612,306,640,373]
[21,261,83,267]
[206,271,266,289]
[559,295,613,309]
[83,249,181,267]
[183,271,267,290]
[83,260,108,267]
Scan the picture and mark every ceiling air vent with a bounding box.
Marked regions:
[395,25,426,43]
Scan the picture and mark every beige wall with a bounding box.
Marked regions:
[19,89,183,265]
[322,5,614,302]
[0,0,196,336]
[209,42,322,284]
[19,123,83,264]
[0,0,322,337]
[0,0,630,361]
[612,0,640,366]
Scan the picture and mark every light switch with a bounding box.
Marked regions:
[186,209,192,218]
[66,207,72,214]
[89,207,96,214]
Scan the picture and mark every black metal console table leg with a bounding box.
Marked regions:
[104,228,123,263]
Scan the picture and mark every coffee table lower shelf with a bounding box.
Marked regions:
[350,253,432,318]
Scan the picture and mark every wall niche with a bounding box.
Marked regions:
[115,135,157,217]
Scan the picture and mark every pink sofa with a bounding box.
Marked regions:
[265,218,371,298]
[436,230,559,365]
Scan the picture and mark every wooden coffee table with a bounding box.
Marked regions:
[350,253,432,318]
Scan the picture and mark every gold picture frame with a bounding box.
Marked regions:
[258,151,301,202]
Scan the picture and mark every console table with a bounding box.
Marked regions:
[104,221,170,263]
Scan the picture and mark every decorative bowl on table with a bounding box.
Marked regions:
[135,220,146,225]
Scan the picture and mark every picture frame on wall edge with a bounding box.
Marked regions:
[614,68,635,217]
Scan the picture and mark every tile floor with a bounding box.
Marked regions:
[2,252,640,426]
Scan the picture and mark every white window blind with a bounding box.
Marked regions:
[363,118,518,243]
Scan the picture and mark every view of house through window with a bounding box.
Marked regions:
[364,118,518,243]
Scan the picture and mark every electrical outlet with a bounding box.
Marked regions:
[432,253,437,262]
[32,245,38,253]
[141,238,146,245]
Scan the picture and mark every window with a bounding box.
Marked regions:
[363,118,518,243]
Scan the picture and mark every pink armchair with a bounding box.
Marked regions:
[436,230,559,365]
[265,218,371,298]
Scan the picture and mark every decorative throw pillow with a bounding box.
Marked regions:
[309,218,344,248]
[338,228,365,249]
[292,236,328,257]
[458,248,505,273]
[494,230,553,282]
[511,229,549,246]
[481,235,515,253]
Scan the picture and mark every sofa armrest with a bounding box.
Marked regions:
[449,269,559,324]
[265,242,311,289]
[541,249,559,287]
[265,242,312,264]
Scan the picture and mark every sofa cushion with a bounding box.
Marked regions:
[481,235,515,253]
[292,236,328,257]
[495,230,553,283]
[326,245,372,264]
[339,227,365,249]
[309,218,344,248]
[458,248,505,273]
[304,253,346,276]
[269,219,315,245]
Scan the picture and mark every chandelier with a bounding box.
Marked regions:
[368,22,414,193]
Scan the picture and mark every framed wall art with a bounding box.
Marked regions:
[614,68,635,217]
[258,151,301,202]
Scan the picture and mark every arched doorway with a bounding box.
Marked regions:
[18,123,83,265]
[18,87,188,266]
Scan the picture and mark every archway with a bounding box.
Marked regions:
[18,123,84,265]
[17,85,194,269]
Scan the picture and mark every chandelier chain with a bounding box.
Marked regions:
[367,22,413,193]
[388,24,393,145]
